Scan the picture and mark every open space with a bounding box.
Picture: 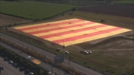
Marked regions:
[0,1,134,75]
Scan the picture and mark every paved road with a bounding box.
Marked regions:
[0,57,25,75]
[0,33,103,75]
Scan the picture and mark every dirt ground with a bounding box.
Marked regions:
[77,31,134,49]
[0,14,32,27]
[79,4,134,18]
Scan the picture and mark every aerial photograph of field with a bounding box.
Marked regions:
[0,0,134,75]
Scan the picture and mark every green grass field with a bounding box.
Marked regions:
[113,0,134,4]
[0,1,75,20]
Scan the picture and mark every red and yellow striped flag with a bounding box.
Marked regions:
[14,18,131,46]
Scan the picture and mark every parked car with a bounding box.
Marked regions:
[19,66,25,72]
[0,66,4,70]
[13,63,19,68]
[25,69,30,74]
[84,51,89,54]
[87,50,92,54]
[28,72,34,75]
[9,60,13,64]
[64,51,69,54]
[80,50,92,55]
[4,57,8,61]
[48,71,55,75]
[54,72,58,75]
[56,48,60,51]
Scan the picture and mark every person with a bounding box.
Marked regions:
[0,66,4,71]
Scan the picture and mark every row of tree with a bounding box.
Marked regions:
[0,0,126,3]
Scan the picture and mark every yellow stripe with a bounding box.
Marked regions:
[33,23,103,36]
[24,21,90,32]
[60,29,131,46]
[45,26,115,41]
[14,18,80,29]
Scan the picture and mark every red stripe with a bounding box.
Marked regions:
[19,19,82,30]
[29,22,94,34]
[40,24,106,38]
[53,27,122,44]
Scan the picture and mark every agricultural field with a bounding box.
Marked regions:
[0,1,75,20]
[79,4,134,18]
[0,1,134,75]
[113,0,134,4]
[0,14,32,26]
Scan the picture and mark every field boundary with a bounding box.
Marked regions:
[0,9,72,21]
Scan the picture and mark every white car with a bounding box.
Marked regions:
[80,50,92,54]
[28,72,34,75]
[87,50,92,54]
[9,60,13,64]
[65,51,69,54]
[84,51,89,54]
